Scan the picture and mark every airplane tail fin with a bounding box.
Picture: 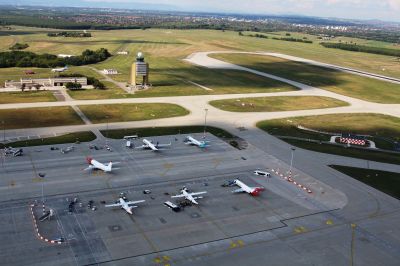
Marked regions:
[107,161,113,171]
[86,157,92,164]
[250,187,265,196]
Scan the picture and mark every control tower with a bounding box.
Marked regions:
[130,52,149,86]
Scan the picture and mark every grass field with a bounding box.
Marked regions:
[209,96,348,112]
[211,53,400,103]
[78,103,189,123]
[330,165,400,199]
[2,27,398,78]
[257,113,400,149]
[283,139,400,165]
[1,27,399,100]
[95,59,298,97]
[1,131,96,148]
[67,81,133,100]
[0,91,56,103]
[0,106,84,129]
[101,125,235,139]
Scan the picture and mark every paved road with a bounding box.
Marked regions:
[185,51,400,84]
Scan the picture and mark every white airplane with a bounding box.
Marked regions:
[171,187,207,205]
[84,157,118,172]
[135,138,171,151]
[105,197,145,214]
[184,136,210,148]
[51,66,68,72]
[231,179,265,196]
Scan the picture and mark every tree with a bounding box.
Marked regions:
[65,82,82,90]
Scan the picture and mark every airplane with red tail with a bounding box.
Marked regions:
[232,179,265,196]
[84,157,119,172]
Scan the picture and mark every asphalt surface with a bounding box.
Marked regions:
[0,133,399,266]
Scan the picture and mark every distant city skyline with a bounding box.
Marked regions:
[2,0,400,22]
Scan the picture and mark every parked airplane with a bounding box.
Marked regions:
[105,197,145,214]
[184,136,210,148]
[231,179,265,196]
[51,66,68,72]
[135,138,171,151]
[84,157,118,172]
[171,187,207,205]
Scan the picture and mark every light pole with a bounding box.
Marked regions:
[203,108,208,139]
[289,147,296,176]
[2,120,5,142]
[105,116,109,147]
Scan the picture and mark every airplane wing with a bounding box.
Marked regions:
[156,143,171,148]
[134,145,147,149]
[149,145,159,151]
[83,165,94,171]
[125,200,145,205]
[232,188,245,193]
[171,194,185,198]
[105,203,122,207]
[189,191,207,196]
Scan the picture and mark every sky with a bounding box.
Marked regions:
[3,0,400,22]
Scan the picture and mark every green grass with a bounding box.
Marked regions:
[283,139,400,165]
[2,27,399,100]
[96,58,297,97]
[1,131,96,148]
[0,106,84,129]
[211,53,400,103]
[210,96,348,112]
[257,113,400,149]
[101,125,235,139]
[257,113,400,164]
[330,165,400,199]
[67,81,133,100]
[78,103,189,123]
[0,91,56,103]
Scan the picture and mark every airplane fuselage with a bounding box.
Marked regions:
[234,179,264,196]
[86,157,112,172]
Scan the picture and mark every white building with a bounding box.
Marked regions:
[103,69,118,75]
[57,54,74,58]
[5,77,87,88]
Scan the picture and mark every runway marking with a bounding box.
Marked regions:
[213,158,222,169]
[294,226,308,234]
[153,255,171,265]
[161,163,174,176]
[93,171,105,176]
[32,177,44,183]
[229,239,245,249]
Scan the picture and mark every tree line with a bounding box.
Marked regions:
[9,43,29,50]
[0,48,111,68]
[272,37,313,43]
[47,32,92,37]
[59,73,106,90]
[320,42,400,57]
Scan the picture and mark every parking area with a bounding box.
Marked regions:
[0,132,345,265]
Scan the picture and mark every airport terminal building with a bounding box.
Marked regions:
[5,77,88,88]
